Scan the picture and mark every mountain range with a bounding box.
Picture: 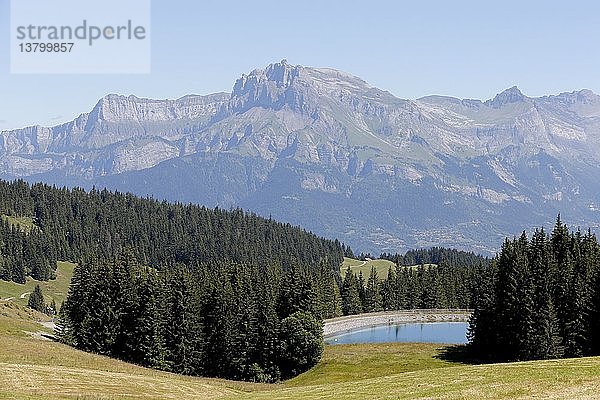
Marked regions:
[2,59,600,254]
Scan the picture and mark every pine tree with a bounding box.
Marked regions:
[111,252,138,361]
[252,265,281,382]
[468,262,497,358]
[229,264,260,380]
[165,270,204,375]
[357,271,366,309]
[132,269,167,369]
[49,299,57,316]
[551,215,574,343]
[56,300,75,345]
[381,267,398,311]
[363,266,382,312]
[494,236,525,360]
[469,221,600,362]
[318,262,342,319]
[562,233,589,357]
[584,230,600,355]
[341,268,362,315]
[27,284,46,314]
[589,265,600,355]
[527,229,562,359]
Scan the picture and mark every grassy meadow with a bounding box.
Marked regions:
[341,257,436,279]
[1,299,600,399]
[0,259,599,399]
[0,261,76,307]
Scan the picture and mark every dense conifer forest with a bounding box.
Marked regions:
[59,254,333,382]
[340,262,485,315]
[469,217,600,361]
[379,247,487,267]
[0,179,344,283]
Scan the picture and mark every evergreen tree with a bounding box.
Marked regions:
[132,269,167,369]
[467,262,497,358]
[551,215,574,343]
[341,268,362,315]
[470,218,600,362]
[165,271,204,375]
[494,236,527,360]
[317,261,342,319]
[526,229,562,359]
[357,271,366,309]
[363,266,382,312]
[27,284,46,314]
[381,267,398,310]
[252,265,282,382]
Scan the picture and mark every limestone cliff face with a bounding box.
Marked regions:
[0,93,229,175]
[2,60,600,253]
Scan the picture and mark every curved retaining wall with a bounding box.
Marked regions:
[323,309,472,338]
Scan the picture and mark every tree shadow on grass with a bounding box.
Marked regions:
[41,332,57,341]
[435,345,487,365]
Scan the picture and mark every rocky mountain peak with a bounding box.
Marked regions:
[485,86,526,108]
[264,59,302,88]
[232,59,301,95]
[228,60,314,115]
[572,89,599,104]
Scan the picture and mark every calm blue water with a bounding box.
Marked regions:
[325,322,468,345]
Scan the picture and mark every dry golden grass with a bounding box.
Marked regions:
[0,303,262,400]
[0,363,241,400]
[2,294,600,399]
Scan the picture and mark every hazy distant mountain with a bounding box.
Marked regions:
[2,60,600,254]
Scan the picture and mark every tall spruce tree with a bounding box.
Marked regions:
[341,268,362,315]
[494,236,527,360]
[551,215,574,343]
[527,229,562,359]
[467,262,497,358]
[363,266,382,313]
[27,284,46,314]
[470,219,600,362]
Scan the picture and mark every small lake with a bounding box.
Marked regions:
[325,322,469,345]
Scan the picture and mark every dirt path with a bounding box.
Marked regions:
[323,309,472,338]
[19,292,30,299]
[39,321,56,331]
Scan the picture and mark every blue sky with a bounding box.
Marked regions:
[1,0,599,130]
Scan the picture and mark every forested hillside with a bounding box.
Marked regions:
[379,247,488,267]
[0,179,346,382]
[0,179,344,283]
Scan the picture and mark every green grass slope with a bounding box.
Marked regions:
[341,257,436,279]
[0,261,75,306]
[1,302,600,399]
[0,302,261,399]
[242,357,600,399]
[341,257,396,278]
[1,264,600,399]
